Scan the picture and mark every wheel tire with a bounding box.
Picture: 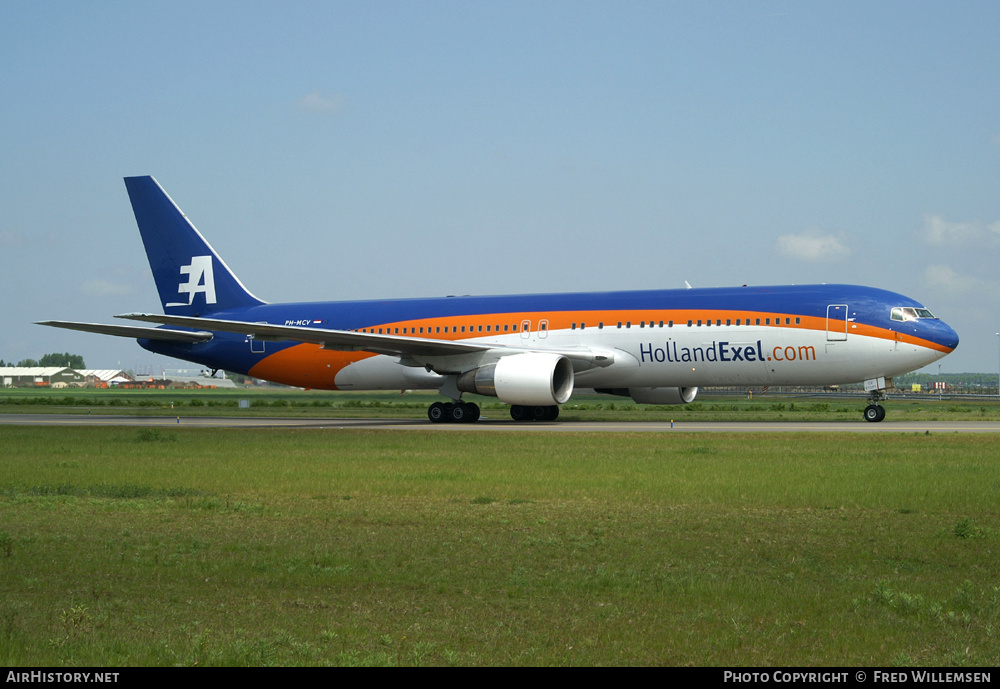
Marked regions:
[450,403,467,423]
[464,402,481,423]
[428,402,447,423]
[864,405,882,422]
[531,406,550,421]
[510,405,528,421]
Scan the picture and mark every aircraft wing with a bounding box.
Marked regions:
[115,313,613,368]
[36,320,214,344]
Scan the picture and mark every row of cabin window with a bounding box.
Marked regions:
[354,317,801,335]
[355,324,526,335]
[571,317,801,330]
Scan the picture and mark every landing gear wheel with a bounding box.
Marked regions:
[450,403,467,423]
[450,402,480,423]
[530,405,559,421]
[530,406,549,421]
[465,402,481,423]
[510,405,558,421]
[863,404,886,422]
[428,402,447,423]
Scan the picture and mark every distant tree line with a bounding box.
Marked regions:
[896,371,999,390]
[0,353,86,368]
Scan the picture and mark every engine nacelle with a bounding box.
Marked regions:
[457,353,574,406]
[628,386,698,405]
[596,386,698,405]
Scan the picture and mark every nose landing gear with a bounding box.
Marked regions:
[863,404,886,422]
[863,389,887,422]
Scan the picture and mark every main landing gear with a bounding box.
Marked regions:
[428,401,481,424]
[426,402,561,423]
[863,389,887,423]
[509,405,559,422]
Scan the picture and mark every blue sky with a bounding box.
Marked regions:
[2,1,998,375]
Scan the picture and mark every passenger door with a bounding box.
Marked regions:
[826,304,848,341]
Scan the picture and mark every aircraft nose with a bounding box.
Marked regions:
[934,320,960,352]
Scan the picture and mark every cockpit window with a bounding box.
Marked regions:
[891,307,936,322]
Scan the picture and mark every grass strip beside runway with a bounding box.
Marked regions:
[1,427,998,666]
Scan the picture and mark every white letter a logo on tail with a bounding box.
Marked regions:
[166,255,217,307]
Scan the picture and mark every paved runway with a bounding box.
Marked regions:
[3,413,1000,433]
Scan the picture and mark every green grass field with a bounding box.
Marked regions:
[1,424,997,666]
[3,386,1000,422]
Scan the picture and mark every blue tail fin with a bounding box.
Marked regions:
[124,176,265,316]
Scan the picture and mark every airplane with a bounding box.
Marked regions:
[39,176,959,423]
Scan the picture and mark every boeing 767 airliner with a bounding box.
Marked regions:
[39,176,959,423]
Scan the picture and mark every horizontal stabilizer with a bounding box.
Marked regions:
[36,320,214,344]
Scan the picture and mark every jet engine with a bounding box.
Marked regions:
[629,386,698,404]
[457,352,574,406]
[596,386,699,405]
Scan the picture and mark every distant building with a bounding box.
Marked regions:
[77,370,135,388]
[1,367,236,389]
[115,375,237,389]
[0,367,86,388]
[160,375,238,389]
